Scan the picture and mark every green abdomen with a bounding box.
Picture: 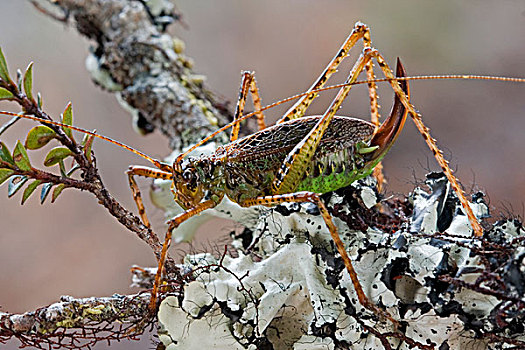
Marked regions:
[295,154,382,194]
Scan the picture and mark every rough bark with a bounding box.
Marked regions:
[33,0,232,151]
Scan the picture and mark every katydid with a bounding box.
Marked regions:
[2,22,525,326]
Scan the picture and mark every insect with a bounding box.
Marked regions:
[1,22,524,326]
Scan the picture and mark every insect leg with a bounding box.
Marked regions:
[272,48,376,194]
[278,22,371,124]
[241,192,398,326]
[362,28,380,126]
[359,27,387,191]
[231,72,252,142]
[368,51,484,237]
[365,56,387,191]
[249,73,266,131]
[371,152,386,191]
[126,166,173,229]
[363,43,387,191]
[150,198,221,312]
[231,71,266,142]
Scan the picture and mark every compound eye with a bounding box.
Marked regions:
[182,169,194,182]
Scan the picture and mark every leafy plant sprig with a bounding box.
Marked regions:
[0,48,169,264]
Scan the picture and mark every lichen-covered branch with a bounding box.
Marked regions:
[32,0,232,151]
[0,293,153,349]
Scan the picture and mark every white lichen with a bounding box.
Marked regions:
[153,170,525,349]
[85,53,123,92]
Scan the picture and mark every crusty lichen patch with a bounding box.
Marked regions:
[155,173,525,349]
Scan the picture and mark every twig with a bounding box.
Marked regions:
[0,116,20,136]
[0,77,171,267]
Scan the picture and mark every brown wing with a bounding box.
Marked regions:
[217,115,375,163]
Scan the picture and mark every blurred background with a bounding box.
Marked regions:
[1,1,524,348]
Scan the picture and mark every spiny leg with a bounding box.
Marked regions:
[241,192,398,326]
[362,32,386,191]
[278,42,483,237]
[249,73,266,131]
[231,71,251,142]
[277,22,371,124]
[272,48,376,194]
[362,27,380,126]
[149,198,221,313]
[266,49,396,323]
[368,51,484,237]
[127,166,173,229]
[272,22,386,190]
[231,71,267,142]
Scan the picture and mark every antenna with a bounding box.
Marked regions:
[0,110,168,170]
[2,74,524,167]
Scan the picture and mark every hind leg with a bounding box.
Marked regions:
[367,51,484,237]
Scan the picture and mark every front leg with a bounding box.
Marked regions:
[126,166,173,229]
[149,198,221,313]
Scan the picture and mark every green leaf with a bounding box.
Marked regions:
[8,175,28,197]
[43,146,74,167]
[0,168,14,185]
[40,183,52,204]
[51,183,66,203]
[23,62,34,101]
[0,87,14,100]
[83,133,95,162]
[81,132,89,145]
[12,141,32,171]
[0,142,15,166]
[0,47,10,82]
[21,179,41,205]
[61,102,73,139]
[25,125,56,150]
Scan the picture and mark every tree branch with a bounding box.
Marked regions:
[32,0,232,151]
[0,293,153,349]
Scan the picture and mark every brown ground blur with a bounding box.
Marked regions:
[1,1,524,349]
